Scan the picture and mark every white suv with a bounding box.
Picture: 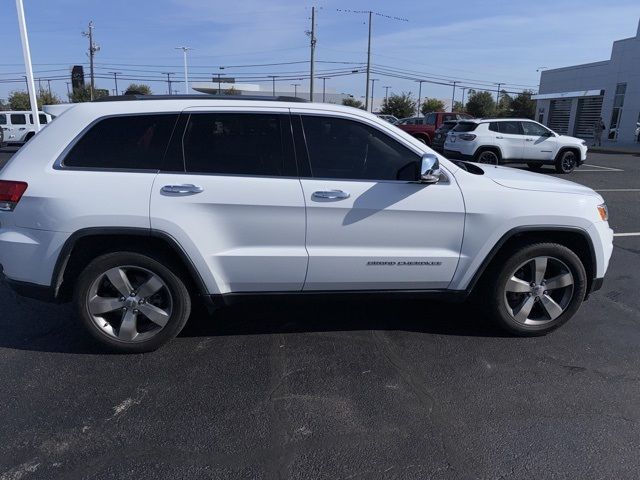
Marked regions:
[0,96,613,352]
[444,118,588,173]
[0,111,52,146]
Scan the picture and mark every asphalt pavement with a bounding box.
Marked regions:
[0,149,639,479]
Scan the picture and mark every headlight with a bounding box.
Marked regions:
[597,203,609,221]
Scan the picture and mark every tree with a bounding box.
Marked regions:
[69,85,108,103]
[510,90,536,119]
[495,90,513,117]
[420,97,445,115]
[465,90,495,118]
[342,97,365,109]
[8,89,61,110]
[124,83,152,95]
[224,86,239,95]
[380,92,415,119]
[452,101,465,113]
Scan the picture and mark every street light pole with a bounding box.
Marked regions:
[364,10,372,111]
[309,6,316,102]
[268,76,277,96]
[291,83,301,98]
[319,76,330,102]
[175,46,192,94]
[15,0,40,132]
[370,78,379,112]
[416,80,426,116]
[451,81,457,112]
[495,82,502,104]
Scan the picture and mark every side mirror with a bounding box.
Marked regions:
[420,153,441,184]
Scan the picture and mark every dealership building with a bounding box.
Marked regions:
[534,19,640,144]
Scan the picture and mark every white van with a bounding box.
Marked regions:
[0,111,52,147]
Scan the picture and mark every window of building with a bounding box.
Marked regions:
[301,115,419,181]
[609,83,626,140]
[182,113,292,176]
[63,114,178,170]
[10,114,26,125]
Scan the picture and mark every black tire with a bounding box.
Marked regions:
[24,132,35,142]
[527,162,544,172]
[486,243,587,336]
[555,150,577,174]
[476,148,501,165]
[415,136,427,145]
[74,252,191,353]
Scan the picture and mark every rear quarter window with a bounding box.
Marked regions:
[10,114,26,125]
[0,114,6,125]
[63,114,179,170]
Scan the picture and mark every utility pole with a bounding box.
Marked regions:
[370,78,379,112]
[268,75,277,96]
[108,71,121,96]
[364,10,372,111]
[82,21,99,101]
[383,85,391,102]
[451,81,457,112]
[495,82,502,104]
[460,87,468,110]
[65,82,71,98]
[308,6,316,102]
[319,76,329,102]
[416,80,426,116]
[175,46,192,94]
[291,83,301,98]
[213,73,225,94]
[162,72,174,95]
[46,79,52,96]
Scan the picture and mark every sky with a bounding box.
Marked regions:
[1,0,639,104]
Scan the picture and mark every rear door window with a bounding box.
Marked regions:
[182,113,295,177]
[10,114,26,125]
[63,114,179,170]
[498,121,524,135]
[0,114,6,125]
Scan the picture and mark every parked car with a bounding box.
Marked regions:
[444,118,588,174]
[375,114,398,124]
[431,120,458,152]
[0,96,612,352]
[397,112,472,146]
[0,111,52,147]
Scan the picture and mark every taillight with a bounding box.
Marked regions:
[459,134,477,141]
[0,181,28,212]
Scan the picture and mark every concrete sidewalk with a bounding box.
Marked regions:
[589,141,640,155]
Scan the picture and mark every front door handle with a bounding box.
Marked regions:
[161,184,204,195]
[312,190,350,200]
[495,136,504,139]
[525,138,534,142]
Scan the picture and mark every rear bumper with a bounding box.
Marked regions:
[0,268,53,302]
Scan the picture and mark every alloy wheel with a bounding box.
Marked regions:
[478,151,499,164]
[86,265,173,342]
[562,152,576,172]
[503,256,574,326]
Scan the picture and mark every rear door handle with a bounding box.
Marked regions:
[312,190,350,200]
[161,184,204,195]
[495,136,504,139]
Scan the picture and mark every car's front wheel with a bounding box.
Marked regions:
[74,252,191,353]
[487,243,587,336]
[555,150,578,174]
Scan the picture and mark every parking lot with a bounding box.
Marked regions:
[0,149,639,479]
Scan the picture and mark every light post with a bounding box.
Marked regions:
[416,80,426,116]
[291,83,301,98]
[175,46,193,94]
[108,71,121,96]
[268,75,278,96]
[451,81,457,112]
[495,82,502,104]
[319,76,330,102]
[370,78,379,112]
[15,0,40,131]
[162,72,175,95]
[383,85,391,102]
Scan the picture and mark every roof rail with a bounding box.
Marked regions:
[93,94,308,103]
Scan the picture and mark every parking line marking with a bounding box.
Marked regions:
[596,189,640,192]
[573,170,623,173]
[583,164,624,172]
[614,232,640,237]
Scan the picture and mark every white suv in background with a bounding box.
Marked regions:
[444,118,588,173]
[0,111,52,146]
[0,96,612,352]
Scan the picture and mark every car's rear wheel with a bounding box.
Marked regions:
[555,150,577,174]
[487,243,587,336]
[527,162,544,171]
[415,136,427,145]
[476,149,500,165]
[74,252,191,353]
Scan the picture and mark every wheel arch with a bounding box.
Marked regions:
[474,145,503,161]
[52,227,210,303]
[554,146,581,162]
[413,132,431,145]
[465,226,596,297]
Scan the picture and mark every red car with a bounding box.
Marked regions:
[397,112,472,146]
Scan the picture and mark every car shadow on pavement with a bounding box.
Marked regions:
[0,279,509,354]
